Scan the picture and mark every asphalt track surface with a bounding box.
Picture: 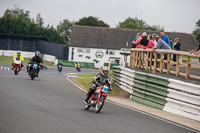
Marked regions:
[0,67,198,133]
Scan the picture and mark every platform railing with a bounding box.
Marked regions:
[129,48,200,80]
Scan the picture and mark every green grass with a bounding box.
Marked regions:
[72,70,122,96]
[0,56,53,66]
[182,55,199,59]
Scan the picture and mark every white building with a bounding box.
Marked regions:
[68,25,131,69]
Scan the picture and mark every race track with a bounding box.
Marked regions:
[0,67,198,133]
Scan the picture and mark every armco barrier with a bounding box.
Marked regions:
[113,66,200,121]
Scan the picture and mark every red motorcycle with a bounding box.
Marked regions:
[76,65,81,72]
[13,58,22,75]
[84,85,108,113]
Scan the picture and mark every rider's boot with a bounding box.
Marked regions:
[83,89,95,104]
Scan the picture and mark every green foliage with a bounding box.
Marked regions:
[75,16,109,28]
[57,19,73,44]
[117,17,164,31]
[0,6,67,45]
[193,19,200,42]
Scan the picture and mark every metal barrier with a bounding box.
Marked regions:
[113,66,200,121]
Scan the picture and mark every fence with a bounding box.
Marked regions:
[0,34,69,60]
[113,66,200,121]
[129,48,200,80]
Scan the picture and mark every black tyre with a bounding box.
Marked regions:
[30,71,35,80]
[95,95,106,113]
[14,67,18,75]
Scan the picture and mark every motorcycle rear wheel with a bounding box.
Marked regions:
[95,95,106,113]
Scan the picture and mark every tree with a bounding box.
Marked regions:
[36,13,44,27]
[75,16,109,28]
[0,6,68,45]
[193,19,200,42]
[57,19,73,43]
[117,17,164,31]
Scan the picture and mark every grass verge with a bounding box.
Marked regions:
[0,56,54,66]
[69,71,129,97]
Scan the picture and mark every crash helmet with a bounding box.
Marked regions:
[101,66,109,76]
[17,50,21,56]
[35,51,40,57]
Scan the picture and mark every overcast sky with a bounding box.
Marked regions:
[0,0,200,33]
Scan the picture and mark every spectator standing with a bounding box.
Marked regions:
[152,34,158,48]
[153,35,172,69]
[142,35,154,49]
[172,38,181,62]
[160,31,171,47]
[169,37,173,48]
[132,33,142,48]
[140,32,149,46]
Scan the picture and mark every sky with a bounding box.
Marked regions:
[0,0,200,33]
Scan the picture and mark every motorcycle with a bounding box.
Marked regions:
[84,85,108,113]
[57,65,62,73]
[13,58,22,75]
[30,63,39,80]
[76,65,81,72]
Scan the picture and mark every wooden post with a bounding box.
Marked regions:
[135,52,138,68]
[145,52,149,71]
[154,52,157,73]
[108,61,111,70]
[130,51,134,68]
[185,56,190,79]
[176,54,179,76]
[142,51,145,69]
[149,52,153,72]
[132,51,136,68]
[167,53,170,74]
[160,52,163,73]
[138,52,141,68]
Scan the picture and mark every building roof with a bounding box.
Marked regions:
[70,25,198,51]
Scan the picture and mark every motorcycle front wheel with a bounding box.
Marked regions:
[14,67,18,75]
[95,95,106,113]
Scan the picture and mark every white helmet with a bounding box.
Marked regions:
[17,50,21,56]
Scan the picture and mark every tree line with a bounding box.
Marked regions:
[0,6,199,45]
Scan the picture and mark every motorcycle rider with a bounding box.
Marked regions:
[57,62,63,71]
[12,50,24,69]
[28,51,43,77]
[83,66,112,104]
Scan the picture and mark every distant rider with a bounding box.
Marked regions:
[12,50,24,69]
[83,66,112,104]
[28,51,43,77]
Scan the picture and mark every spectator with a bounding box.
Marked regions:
[132,33,142,48]
[189,40,200,62]
[172,38,181,62]
[131,32,141,48]
[152,34,158,48]
[153,35,172,69]
[140,32,149,46]
[160,31,171,47]
[142,35,154,49]
[134,34,138,41]
[169,37,173,48]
